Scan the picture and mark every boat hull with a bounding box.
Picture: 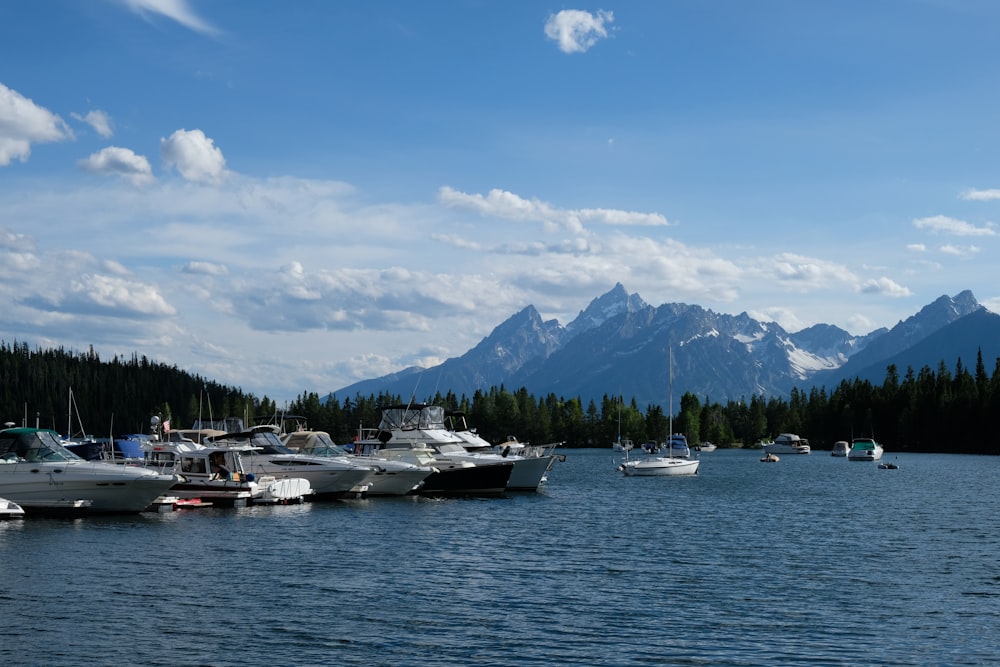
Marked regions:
[0,462,178,514]
[620,457,700,477]
[420,462,513,496]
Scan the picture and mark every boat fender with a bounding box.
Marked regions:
[246,473,255,482]
[501,446,511,458]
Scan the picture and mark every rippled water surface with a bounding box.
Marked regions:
[2,449,998,666]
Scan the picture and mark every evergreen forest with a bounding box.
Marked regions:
[2,340,998,455]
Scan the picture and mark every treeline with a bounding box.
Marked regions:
[0,341,277,436]
[3,340,998,454]
[292,350,1000,455]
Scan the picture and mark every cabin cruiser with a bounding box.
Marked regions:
[209,427,377,499]
[282,429,433,496]
[354,437,513,496]
[847,437,884,462]
[0,427,179,514]
[378,404,554,491]
[761,433,811,455]
[143,436,262,506]
[831,440,850,457]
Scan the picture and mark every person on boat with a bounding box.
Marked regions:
[210,454,231,480]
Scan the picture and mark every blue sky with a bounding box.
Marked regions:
[2,0,999,404]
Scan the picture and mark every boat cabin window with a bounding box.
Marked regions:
[0,429,81,463]
[181,457,207,474]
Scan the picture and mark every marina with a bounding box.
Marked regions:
[2,448,997,666]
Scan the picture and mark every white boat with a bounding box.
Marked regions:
[847,437,884,462]
[696,441,717,452]
[0,496,25,518]
[762,433,811,455]
[612,437,634,452]
[143,438,258,506]
[831,440,850,457]
[444,411,564,490]
[369,404,544,491]
[210,427,376,499]
[618,347,699,477]
[760,452,780,463]
[282,429,433,496]
[253,476,313,504]
[0,426,179,514]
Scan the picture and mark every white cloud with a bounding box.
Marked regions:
[71,110,114,138]
[913,214,996,236]
[906,243,926,252]
[544,9,614,54]
[122,0,219,35]
[765,253,857,289]
[0,82,72,166]
[160,129,227,184]
[939,244,980,257]
[960,188,1000,201]
[183,261,229,276]
[860,277,911,297]
[438,186,668,232]
[78,146,154,185]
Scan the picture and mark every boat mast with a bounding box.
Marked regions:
[668,346,673,457]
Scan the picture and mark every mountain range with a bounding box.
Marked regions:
[332,284,1000,411]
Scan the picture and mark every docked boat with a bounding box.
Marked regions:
[762,433,811,455]
[282,429,433,496]
[0,427,179,514]
[0,496,25,518]
[831,440,850,457]
[355,437,513,496]
[847,437,884,462]
[142,437,259,506]
[209,427,376,499]
[444,412,563,491]
[365,404,532,492]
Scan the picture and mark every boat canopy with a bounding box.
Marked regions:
[0,428,83,463]
[379,404,446,431]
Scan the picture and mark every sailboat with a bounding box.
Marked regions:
[618,347,700,477]
[611,393,634,452]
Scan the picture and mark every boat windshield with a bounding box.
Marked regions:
[249,431,295,454]
[0,429,82,463]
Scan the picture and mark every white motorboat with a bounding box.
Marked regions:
[282,429,433,496]
[0,426,179,514]
[831,440,850,457]
[445,412,564,490]
[0,496,25,518]
[354,437,513,496]
[762,433,811,455]
[847,437,884,462]
[371,404,548,491]
[696,441,718,452]
[142,436,259,506]
[210,427,377,499]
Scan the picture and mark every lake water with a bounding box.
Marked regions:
[1,448,998,666]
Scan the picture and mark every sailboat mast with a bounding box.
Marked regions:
[668,347,673,457]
